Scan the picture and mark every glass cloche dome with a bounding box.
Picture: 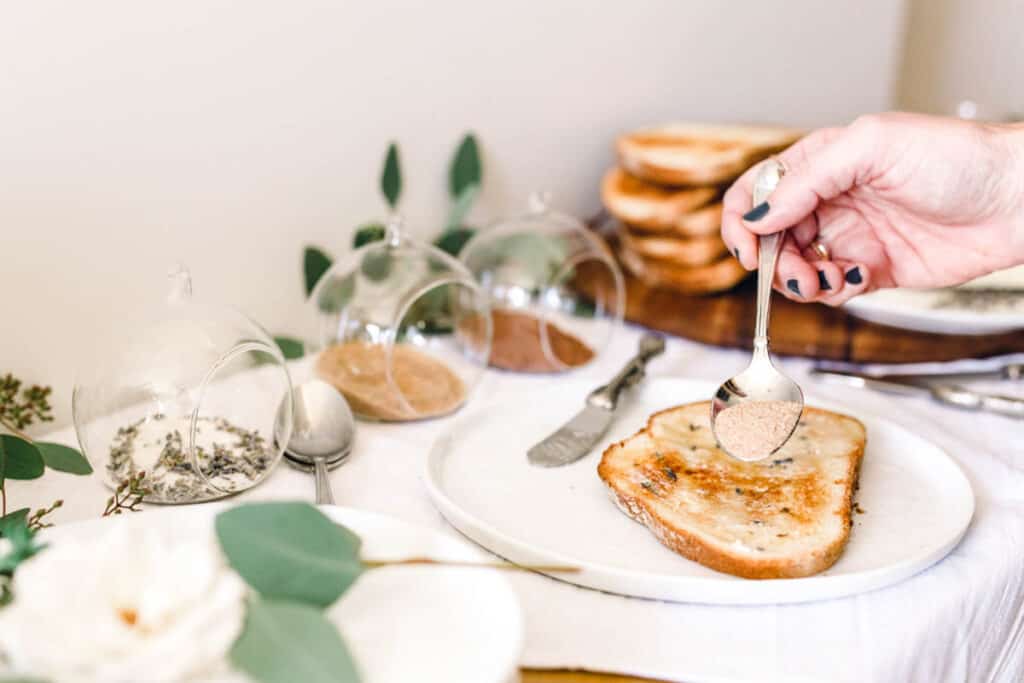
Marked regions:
[459,192,624,373]
[72,267,294,503]
[307,216,492,422]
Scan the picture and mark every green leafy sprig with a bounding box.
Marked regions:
[0,375,52,433]
[102,470,150,516]
[0,374,93,532]
[215,502,572,683]
[216,502,363,683]
[278,133,484,354]
[0,513,45,607]
[380,141,401,210]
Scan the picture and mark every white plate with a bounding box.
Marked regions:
[844,287,1024,335]
[42,505,523,683]
[424,378,974,605]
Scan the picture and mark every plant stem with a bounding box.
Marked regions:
[362,557,580,573]
[0,417,31,442]
[1,487,5,517]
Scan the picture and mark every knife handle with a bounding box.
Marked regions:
[931,385,1024,419]
[588,334,666,410]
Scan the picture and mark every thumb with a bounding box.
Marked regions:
[742,122,873,236]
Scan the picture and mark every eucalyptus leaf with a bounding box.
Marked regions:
[0,436,44,480]
[273,337,305,361]
[445,183,479,232]
[0,509,29,538]
[472,233,568,286]
[360,250,392,282]
[380,142,401,209]
[317,275,356,313]
[572,297,598,318]
[352,222,386,249]
[449,133,481,198]
[401,285,453,336]
[304,247,334,297]
[230,598,360,683]
[434,226,477,258]
[0,516,44,574]
[35,442,92,475]
[215,502,363,608]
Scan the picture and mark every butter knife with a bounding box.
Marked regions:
[527,334,666,467]
[809,367,1024,419]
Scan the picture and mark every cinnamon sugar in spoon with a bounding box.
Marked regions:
[710,159,804,461]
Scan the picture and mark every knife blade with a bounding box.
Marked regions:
[812,362,1023,385]
[527,334,666,467]
[810,368,1024,419]
[526,403,617,468]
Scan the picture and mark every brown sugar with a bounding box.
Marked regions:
[486,309,595,373]
[316,342,467,421]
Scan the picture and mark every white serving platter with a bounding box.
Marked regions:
[843,287,1024,335]
[425,377,974,605]
[41,505,523,683]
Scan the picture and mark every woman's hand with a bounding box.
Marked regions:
[721,113,1024,305]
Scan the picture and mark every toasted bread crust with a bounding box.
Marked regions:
[616,123,803,186]
[601,167,718,229]
[622,203,724,238]
[598,403,866,579]
[618,243,749,294]
[618,227,728,268]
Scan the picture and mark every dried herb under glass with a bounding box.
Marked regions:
[107,414,275,503]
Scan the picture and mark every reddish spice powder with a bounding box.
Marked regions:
[487,309,594,373]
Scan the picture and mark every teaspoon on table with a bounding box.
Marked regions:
[283,379,355,505]
[711,159,804,461]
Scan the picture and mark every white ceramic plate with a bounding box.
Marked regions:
[424,378,974,605]
[844,287,1024,335]
[42,505,523,683]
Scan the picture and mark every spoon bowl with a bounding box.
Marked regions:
[711,158,804,461]
[284,379,356,504]
[711,354,804,462]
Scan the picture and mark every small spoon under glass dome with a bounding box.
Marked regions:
[711,159,804,462]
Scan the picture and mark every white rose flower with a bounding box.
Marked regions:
[0,520,247,683]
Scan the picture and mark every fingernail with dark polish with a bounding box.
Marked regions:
[786,279,802,297]
[743,202,770,222]
[818,270,831,291]
[845,267,863,285]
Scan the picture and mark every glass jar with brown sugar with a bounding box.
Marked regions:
[460,192,624,373]
[307,216,492,422]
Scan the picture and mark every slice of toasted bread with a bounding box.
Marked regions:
[601,167,717,229]
[619,226,728,268]
[617,123,803,186]
[618,244,748,294]
[624,203,724,238]
[598,402,866,579]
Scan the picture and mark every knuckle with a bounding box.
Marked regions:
[849,113,888,139]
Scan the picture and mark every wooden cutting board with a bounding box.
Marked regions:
[574,262,1024,363]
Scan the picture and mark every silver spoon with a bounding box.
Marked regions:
[283,379,355,505]
[711,159,804,461]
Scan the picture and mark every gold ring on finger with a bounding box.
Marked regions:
[810,240,831,262]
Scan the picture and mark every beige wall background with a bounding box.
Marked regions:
[898,0,1024,120]
[2,1,915,429]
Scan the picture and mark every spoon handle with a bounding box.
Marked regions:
[754,231,782,349]
[751,159,786,353]
[314,458,335,505]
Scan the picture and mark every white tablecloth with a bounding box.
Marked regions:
[13,329,1024,683]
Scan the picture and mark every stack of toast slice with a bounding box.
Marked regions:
[602,123,802,295]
